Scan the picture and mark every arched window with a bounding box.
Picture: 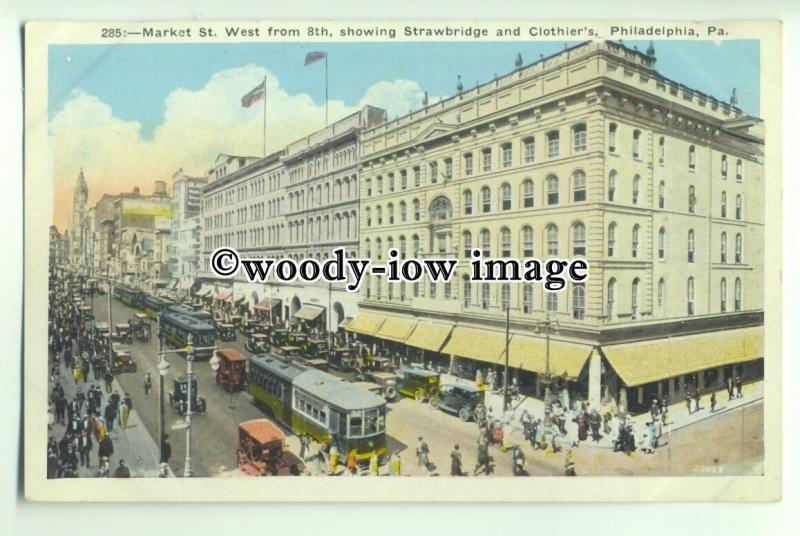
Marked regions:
[657,278,666,314]
[462,275,471,308]
[573,171,586,202]
[658,136,666,164]
[572,284,585,320]
[462,230,472,258]
[721,232,728,263]
[735,233,743,264]
[720,278,728,312]
[375,238,382,260]
[608,123,618,152]
[522,179,534,208]
[499,227,512,257]
[689,145,697,171]
[500,183,512,211]
[364,238,372,258]
[481,283,490,310]
[365,178,372,196]
[546,224,559,256]
[688,185,696,213]
[413,199,420,221]
[463,153,474,176]
[632,224,640,258]
[721,155,728,178]
[501,283,511,311]
[412,234,420,257]
[658,227,666,260]
[736,194,743,220]
[365,207,372,227]
[632,130,641,159]
[522,226,534,257]
[572,123,587,152]
[481,186,491,213]
[687,277,695,315]
[688,229,695,263]
[721,191,728,218]
[376,204,383,226]
[606,278,616,320]
[429,196,452,222]
[501,143,512,168]
[523,284,533,313]
[632,175,640,204]
[547,292,558,313]
[547,130,560,158]
[607,222,617,257]
[547,175,559,205]
[608,170,617,202]
[387,203,395,225]
[523,137,535,163]
[572,222,586,256]
[400,201,407,223]
[399,236,407,259]
[736,159,743,182]
[631,278,640,319]
[463,189,473,215]
[658,181,665,208]
[734,277,742,311]
[481,148,492,172]
[480,229,491,257]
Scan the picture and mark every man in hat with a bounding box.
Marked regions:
[735,377,743,398]
[416,436,430,472]
[450,444,464,476]
[113,459,131,478]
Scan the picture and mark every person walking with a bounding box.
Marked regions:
[694,390,701,413]
[727,377,735,401]
[77,429,92,468]
[346,449,358,476]
[160,434,172,465]
[450,444,464,476]
[369,451,380,476]
[685,392,693,414]
[97,434,114,467]
[565,450,576,476]
[104,370,114,394]
[328,444,339,475]
[473,436,491,475]
[710,391,717,412]
[113,459,131,478]
[122,393,132,429]
[390,451,401,476]
[144,372,152,396]
[416,436,430,472]
[299,435,310,462]
[512,446,526,476]
[735,377,743,398]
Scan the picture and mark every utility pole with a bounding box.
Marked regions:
[184,333,195,477]
[158,314,166,465]
[503,304,510,413]
[106,260,113,370]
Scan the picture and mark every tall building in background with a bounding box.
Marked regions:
[70,169,89,268]
[353,40,764,413]
[170,168,208,291]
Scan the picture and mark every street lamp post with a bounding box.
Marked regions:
[537,314,559,429]
[503,304,510,413]
[157,314,170,467]
[184,333,195,477]
[106,259,113,370]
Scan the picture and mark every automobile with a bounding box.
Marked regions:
[217,323,237,342]
[287,332,308,347]
[132,314,151,342]
[168,377,207,416]
[245,333,270,353]
[328,346,358,371]
[111,344,137,374]
[304,338,328,354]
[275,346,302,360]
[229,315,243,328]
[112,323,133,344]
[435,383,485,421]
[363,371,400,402]
[270,327,289,347]
[80,305,93,321]
[214,348,247,392]
[397,367,440,403]
[239,319,260,336]
[92,321,110,339]
[237,419,304,476]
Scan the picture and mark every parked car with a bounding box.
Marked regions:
[217,323,237,342]
[110,344,137,374]
[435,383,484,421]
[363,371,400,402]
[245,333,270,353]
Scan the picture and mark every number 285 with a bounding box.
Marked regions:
[101,28,122,38]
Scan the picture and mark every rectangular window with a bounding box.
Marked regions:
[547,133,559,158]
[400,170,407,190]
[429,162,438,183]
[413,167,421,187]
[482,149,492,172]
[444,158,453,179]
[524,139,535,163]
[502,145,512,168]
[464,153,473,176]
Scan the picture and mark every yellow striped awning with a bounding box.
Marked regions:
[602,326,764,387]
[443,327,508,364]
[293,305,325,321]
[375,317,418,342]
[345,313,386,335]
[405,323,452,353]
[508,336,593,379]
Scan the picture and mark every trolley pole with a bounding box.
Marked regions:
[184,333,195,477]
[158,314,165,466]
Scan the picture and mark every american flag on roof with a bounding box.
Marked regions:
[304,51,326,65]
[241,80,266,108]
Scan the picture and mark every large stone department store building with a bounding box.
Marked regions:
[349,41,764,412]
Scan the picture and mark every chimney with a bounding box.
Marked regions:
[154,181,167,196]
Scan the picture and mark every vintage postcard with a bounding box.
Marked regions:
[24,20,782,501]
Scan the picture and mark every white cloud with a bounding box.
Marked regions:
[50,65,434,230]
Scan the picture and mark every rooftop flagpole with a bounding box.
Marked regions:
[262,76,267,158]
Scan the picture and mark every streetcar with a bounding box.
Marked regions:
[167,304,215,327]
[140,294,175,318]
[160,311,216,359]
[113,285,142,307]
[248,354,387,462]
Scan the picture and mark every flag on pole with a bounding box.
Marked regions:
[241,80,266,108]
[304,51,326,65]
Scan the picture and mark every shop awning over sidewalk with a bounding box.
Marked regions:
[443,327,507,364]
[602,326,764,387]
[508,336,593,380]
[254,298,281,311]
[345,312,386,335]
[214,291,232,301]
[374,316,417,342]
[293,304,325,321]
[405,323,452,352]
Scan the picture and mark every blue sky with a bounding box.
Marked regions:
[49,39,760,138]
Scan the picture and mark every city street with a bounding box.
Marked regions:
[86,293,764,478]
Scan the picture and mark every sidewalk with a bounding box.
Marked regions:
[442,373,764,450]
[49,361,171,478]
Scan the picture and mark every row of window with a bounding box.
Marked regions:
[293,391,328,428]
[287,174,358,213]
[286,210,358,244]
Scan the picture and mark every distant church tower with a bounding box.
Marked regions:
[71,168,89,266]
